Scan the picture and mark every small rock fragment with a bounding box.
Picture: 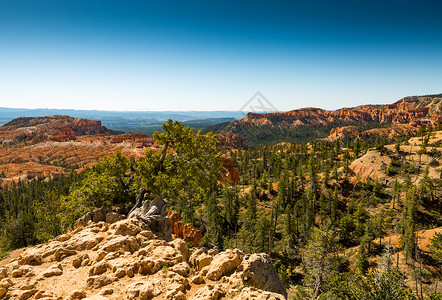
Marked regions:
[114,268,126,278]
[42,264,63,278]
[54,248,77,261]
[0,268,7,279]
[67,290,87,299]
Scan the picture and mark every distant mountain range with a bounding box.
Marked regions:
[0,108,244,135]
[2,94,441,148]
[206,94,442,148]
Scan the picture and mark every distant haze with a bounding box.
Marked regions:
[1,0,441,111]
[0,107,244,135]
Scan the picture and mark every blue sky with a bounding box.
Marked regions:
[0,0,441,111]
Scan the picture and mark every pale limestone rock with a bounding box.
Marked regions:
[170,238,189,262]
[134,242,184,273]
[191,274,204,284]
[205,249,243,281]
[0,209,288,300]
[138,230,155,239]
[52,231,73,242]
[0,268,7,279]
[99,236,138,253]
[62,228,105,251]
[83,296,109,300]
[75,208,112,228]
[7,288,37,300]
[11,266,32,278]
[165,282,186,295]
[167,290,186,300]
[95,251,107,262]
[189,248,213,271]
[127,281,155,300]
[66,290,86,299]
[199,266,209,277]
[170,262,190,277]
[191,284,225,300]
[109,219,143,236]
[86,275,113,289]
[42,263,63,277]
[33,290,55,299]
[72,254,89,268]
[18,254,43,266]
[99,288,114,295]
[15,279,36,290]
[241,253,287,297]
[231,287,286,300]
[208,247,219,257]
[0,278,13,289]
[89,261,109,276]
[0,287,7,299]
[105,212,125,224]
[54,248,77,261]
[112,268,125,278]
[137,259,154,275]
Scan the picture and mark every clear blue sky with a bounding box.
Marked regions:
[0,0,441,111]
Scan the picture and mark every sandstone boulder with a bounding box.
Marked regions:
[98,235,138,253]
[127,281,155,300]
[17,254,42,266]
[0,268,7,279]
[42,263,63,277]
[205,249,244,281]
[75,208,112,228]
[231,287,286,300]
[62,227,105,251]
[191,284,225,300]
[7,288,37,300]
[170,238,189,262]
[191,274,204,284]
[89,261,109,276]
[189,248,213,271]
[11,266,33,278]
[109,219,143,236]
[54,248,77,261]
[33,290,56,299]
[105,212,125,224]
[86,275,113,289]
[83,296,109,300]
[0,278,13,289]
[170,262,190,277]
[67,290,87,299]
[241,253,287,297]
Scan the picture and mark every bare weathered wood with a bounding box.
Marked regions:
[154,141,170,175]
[127,190,171,240]
[128,193,169,223]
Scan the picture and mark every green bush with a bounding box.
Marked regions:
[1,213,37,250]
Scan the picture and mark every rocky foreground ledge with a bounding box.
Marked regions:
[0,213,287,300]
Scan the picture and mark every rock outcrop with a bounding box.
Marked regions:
[327,124,418,142]
[0,212,287,299]
[234,96,442,128]
[215,131,247,149]
[167,211,202,247]
[0,116,161,187]
[223,95,442,145]
[2,116,112,142]
[219,157,240,184]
